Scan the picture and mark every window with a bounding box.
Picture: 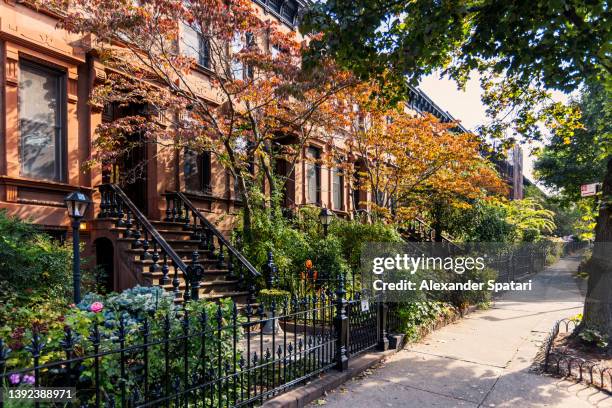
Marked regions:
[305,147,320,204]
[245,32,255,79]
[231,33,245,79]
[182,24,211,68]
[19,61,65,181]
[352,169,362,210]
[280,1,298,23]
[332,162,344,210]
[269,0,283,13]
[184,149,212,193]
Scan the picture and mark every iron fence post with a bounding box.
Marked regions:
[264,251,278,289]
[377,298,389,351]
[335,273,349,371]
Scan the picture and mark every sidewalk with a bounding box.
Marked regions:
[312,255,612,408]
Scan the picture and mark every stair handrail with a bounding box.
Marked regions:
[98,183,192,297]
[167,191,261,279]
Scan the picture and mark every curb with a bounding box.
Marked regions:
[261,349,398,408]
[262,304,480,408]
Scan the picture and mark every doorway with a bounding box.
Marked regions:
[102,103,149,215]
[94,237,114,294]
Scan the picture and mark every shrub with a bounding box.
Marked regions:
[1,288,243,407]
[0,210,72,302]
[578,327,609,349]
[330,219,403,271]
[393,301,453,341]
[258,288,291,309]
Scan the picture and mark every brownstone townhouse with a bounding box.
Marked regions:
[0,0,526,301]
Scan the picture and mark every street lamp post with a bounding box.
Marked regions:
[64,191,92,304]
[319,207,334,237]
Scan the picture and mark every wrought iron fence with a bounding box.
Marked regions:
[0,277,395,407]
[488,243,551,284]
[542,318,612,393]
[346,294,379,357]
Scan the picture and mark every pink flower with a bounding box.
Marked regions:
[90,302,104,313]
[9,374,20,385]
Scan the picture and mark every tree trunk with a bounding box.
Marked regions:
[582,157,612,338]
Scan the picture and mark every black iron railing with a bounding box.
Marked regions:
[542,318,612,393]
[346,294,379,357]
[98,184,197,300]
[164,191,261,296]
[0,276,395,407]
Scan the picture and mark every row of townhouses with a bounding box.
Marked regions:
[0,0,526,300]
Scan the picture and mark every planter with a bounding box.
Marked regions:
[262,312,284,335]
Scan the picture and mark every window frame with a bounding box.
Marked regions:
[184,149,212,194]
[332,160,344,210]
[18,59,67,182]
[305,146,321,205]
[198,33,211,69]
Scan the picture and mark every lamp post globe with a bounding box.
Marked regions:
[319,207,334,237]
[64,191,91,304]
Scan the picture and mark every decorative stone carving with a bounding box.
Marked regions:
[5,49,18,86]
[5,185,18,202]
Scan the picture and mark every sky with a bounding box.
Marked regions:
[418,73,563,184]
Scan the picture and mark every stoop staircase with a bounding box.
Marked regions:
[97,184,260,303]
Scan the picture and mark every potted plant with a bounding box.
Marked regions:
[258,288,290,334]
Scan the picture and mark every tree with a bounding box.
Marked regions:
[52,0,351,240]
[535,83,610,201]
[304,0,612,338]
[335,83,506,227]
[302,0,610,93]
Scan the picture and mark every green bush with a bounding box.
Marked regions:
[0,210,72,301]
[393,301,453,341]
[258,288,291,308]
[2,287,243,407]
[330,218,403,271]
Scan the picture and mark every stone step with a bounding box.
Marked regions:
[151,220,192,231]
[127,247,216,261]
[173,290,250,304]
[135,258,220,269]
[112,227,194,240]
[162,279,241,292]
[118,238,204,249]
[142,267,232,281]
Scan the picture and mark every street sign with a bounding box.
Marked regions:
[581,182,602,197]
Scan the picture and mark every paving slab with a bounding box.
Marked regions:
[314,376,479,408]
[480,372,603,408]
[308,255,610,408]
[362,351,503,403]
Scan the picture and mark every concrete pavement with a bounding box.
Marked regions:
[311,255,612,407]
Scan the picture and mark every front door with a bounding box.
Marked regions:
[102,103,149,215]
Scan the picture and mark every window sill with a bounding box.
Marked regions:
[1,175,93,192]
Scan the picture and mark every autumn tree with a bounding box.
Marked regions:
[335,83,505,231]
[304,0,612,338]
[51,0,351,240]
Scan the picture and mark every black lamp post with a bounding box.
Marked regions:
[319,207,334,237]
[65,191,91,304]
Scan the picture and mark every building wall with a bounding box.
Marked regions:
[0,1,96,236]
[0,0,326,241]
